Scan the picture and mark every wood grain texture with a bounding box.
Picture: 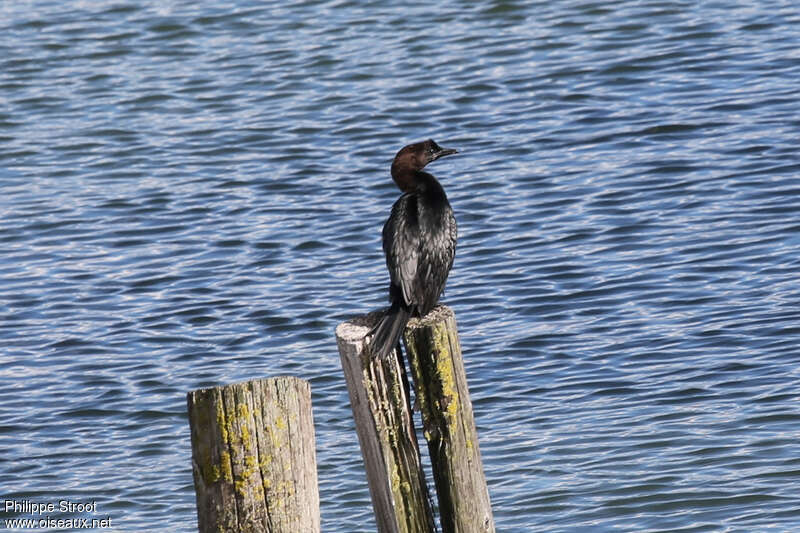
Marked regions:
[336,311,435,533]
[187,376,320,533]
[405,305,495,533]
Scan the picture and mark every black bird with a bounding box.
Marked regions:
[370,139,458,360]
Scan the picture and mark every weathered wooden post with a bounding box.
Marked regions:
[404,305,495,533]
[336,311,437,533]
[187,376,320,533]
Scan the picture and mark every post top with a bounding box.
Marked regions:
[406,304,454,329]
[335,305,454,342]
[335,309,382,342]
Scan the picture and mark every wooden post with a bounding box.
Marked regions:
[336,311,436,533]
[404,305,495,533]
[187,376,320,533]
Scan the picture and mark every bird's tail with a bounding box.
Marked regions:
[369,302,411,360]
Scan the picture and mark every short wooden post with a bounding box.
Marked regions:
[187,376,320,533]
[336,312,436,533]
[404,305,495,533]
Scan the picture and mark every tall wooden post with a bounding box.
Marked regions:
[336,312,436,533]
[187,376,320,533]
[404,305,495,533]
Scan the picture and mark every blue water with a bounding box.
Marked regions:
[2,1,800,531]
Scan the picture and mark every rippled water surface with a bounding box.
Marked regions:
[2,0,800,531]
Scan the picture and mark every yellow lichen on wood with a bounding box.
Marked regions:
[220,451,233,483]
[390,463,400,493]
[216,400,228,444]
[433,322,460,426]
[238,404,251,448]
[188,377,320,533]
[265,420,284,450]
[336,314,437,533]
[234,457,261,499]
[260,454,273,469]
[402,306,496,532]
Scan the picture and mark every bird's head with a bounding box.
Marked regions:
[390,139,458,191]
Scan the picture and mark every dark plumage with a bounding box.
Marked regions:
[370,139,458,360]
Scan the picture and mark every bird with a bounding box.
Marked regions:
[370,139,458,360]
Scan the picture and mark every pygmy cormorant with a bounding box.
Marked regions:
[370,139,458,360]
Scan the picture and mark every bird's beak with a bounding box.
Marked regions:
[431,147,458,162]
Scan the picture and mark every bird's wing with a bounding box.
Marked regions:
[414,207,457,315]
[383,193,420,308]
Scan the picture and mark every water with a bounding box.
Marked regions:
[2,0,799,531]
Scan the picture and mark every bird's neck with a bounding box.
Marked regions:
[391,167,445,196]
[413,172,450,218]
[390,163,417,193]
